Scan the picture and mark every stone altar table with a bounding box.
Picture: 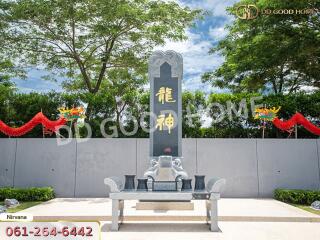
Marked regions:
[105,177,226,232]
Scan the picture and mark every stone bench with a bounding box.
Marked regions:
[104,177,226,232]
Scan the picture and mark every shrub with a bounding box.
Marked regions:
[274,189,320,205]
[0,187,55,201]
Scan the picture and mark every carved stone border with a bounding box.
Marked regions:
[149,51,183,158]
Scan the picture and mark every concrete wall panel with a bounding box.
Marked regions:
[0,139,16,187]
[197,139,258,197]
[258,139,320,197]
[182,139,197,178]
[0,138,319,197]
[14,139,76,197]
[136,139,149,178]
[75,139,136,197]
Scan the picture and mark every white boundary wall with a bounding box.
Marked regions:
[0,138,319,197]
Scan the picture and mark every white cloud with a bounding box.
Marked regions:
[185,0,237,18]
[182,74,225,94]
[13,68,63,93]
[208,26,228,41]
[155,30,225,93]
[152,0,236,93]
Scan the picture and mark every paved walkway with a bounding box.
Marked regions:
[101,221,320,240]
[20,198,320,222]
[18,198,320,240]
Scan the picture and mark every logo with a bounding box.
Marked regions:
[236,4,259,20]
[235,4,319,20]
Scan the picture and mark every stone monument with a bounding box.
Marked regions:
[137,50,191,210]
[144,51,188,191]
[149,51,182,157]
[104,51,226,230]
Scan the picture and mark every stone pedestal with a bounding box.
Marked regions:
[136,201,194,211]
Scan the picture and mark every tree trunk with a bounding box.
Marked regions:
[85,102,93,122]
[271,80,278,94]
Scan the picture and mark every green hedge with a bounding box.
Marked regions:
[274,189,320,205]
[0,187,55,201]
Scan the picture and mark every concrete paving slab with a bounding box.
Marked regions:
[101,221,320,240]
[19,198,320,222]
[17,199,320,239]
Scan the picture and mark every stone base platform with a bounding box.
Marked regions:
[136,202,194,210]
[18,198,320,223]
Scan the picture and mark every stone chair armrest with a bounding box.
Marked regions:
[206,178,226,194]
[104,177,123,193]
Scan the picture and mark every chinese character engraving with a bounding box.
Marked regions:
[156,87,176,104]
[155,113,175,134]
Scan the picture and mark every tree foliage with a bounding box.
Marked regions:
[1,91,320,139]
[206,91,320,138]
[203,0,320,94]
[1,0,201,94]
[182,91,206,138]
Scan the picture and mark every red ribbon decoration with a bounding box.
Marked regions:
[0,112,67,137]
[273,113,320,135]
[2,111,319,137]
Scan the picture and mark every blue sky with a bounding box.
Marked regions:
[13,0,237,94]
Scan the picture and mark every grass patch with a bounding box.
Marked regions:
[291,204,320,216]
[2,201,44,213]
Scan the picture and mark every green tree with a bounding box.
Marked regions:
[205,92,320,138]
[0,76,15,126]
[2,91,320,138]
[63,67,147,133]
[0,60,23,126]
[203,0,320,94]
[182,91,206,138]
[1,0,201,94]
[206,93,261,138]
[124,91,150,138]
[0,2,26,82]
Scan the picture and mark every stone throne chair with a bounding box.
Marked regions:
[144,155,188,191]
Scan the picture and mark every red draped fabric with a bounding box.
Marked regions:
[273,113,320,135]
[0,112,66,137]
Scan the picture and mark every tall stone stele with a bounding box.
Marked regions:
[144,51,188,191]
